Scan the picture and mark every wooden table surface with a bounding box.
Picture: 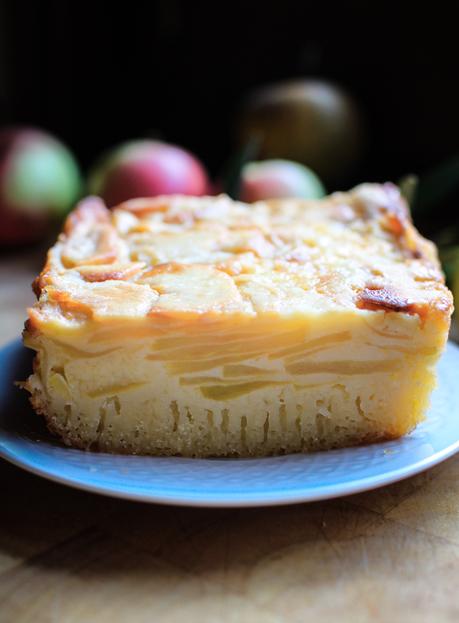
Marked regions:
[1,250,459,623]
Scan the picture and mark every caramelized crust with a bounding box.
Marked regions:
[28,183,452,332]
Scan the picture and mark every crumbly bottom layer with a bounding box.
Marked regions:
[27,378,420,457]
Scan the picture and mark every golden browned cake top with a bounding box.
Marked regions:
[28,183,453,332]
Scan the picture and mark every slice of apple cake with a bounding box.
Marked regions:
[23,184,453,456]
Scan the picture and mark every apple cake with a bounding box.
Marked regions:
[22,184,453,456]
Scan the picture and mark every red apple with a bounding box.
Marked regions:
[239,159,325,202]
[88,140,210,207]
[0,127,82,244]
[454,262,459,333]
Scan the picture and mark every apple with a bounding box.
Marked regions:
[239,159,325,202]
[88,140,210,207]
[237,79,365,184]
[0,128,82,244]
[454,265,459,332]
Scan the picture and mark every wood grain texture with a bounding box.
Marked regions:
[1,252,459,623]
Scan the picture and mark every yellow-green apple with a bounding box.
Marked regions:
[239,159,325,202]
[237,79,365,184]
[0,127,82,244]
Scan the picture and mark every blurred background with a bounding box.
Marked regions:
[0,0,458,331]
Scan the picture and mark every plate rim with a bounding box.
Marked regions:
[1,436,459,507]
[1,338,459,507]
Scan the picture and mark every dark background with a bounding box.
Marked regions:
[1,1,459,216]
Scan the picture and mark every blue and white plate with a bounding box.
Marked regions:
[1,339,458,507]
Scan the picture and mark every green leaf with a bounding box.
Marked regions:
[398,174,418,208]
[413,156,459,214]
[439,245,459,284]
[221,136,260,199]
[434,226,459,247]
